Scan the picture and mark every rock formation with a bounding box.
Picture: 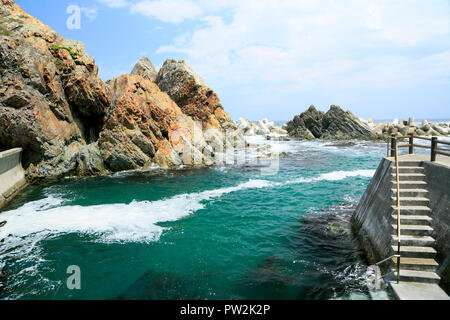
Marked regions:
[286,105,374,140]
[131,57,157,82]
[0,0,242,182]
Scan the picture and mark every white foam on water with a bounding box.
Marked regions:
[0,179,274,245]
[287,169,375,184]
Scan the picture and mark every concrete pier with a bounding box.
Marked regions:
[353,154,450,300]
[0,148,27,211]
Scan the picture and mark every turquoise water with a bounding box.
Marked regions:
[0,139,388,300]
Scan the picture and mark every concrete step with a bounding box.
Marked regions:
[392,269,440,284]
[391,188,428,198]
[391,166,424,174]
[392,235,435,246]
[396,161,422,167]
[392,215,432,226]
[392,257,439,272]
[391,173,426,181]
[392,224,433,236]
[391,206,431,216]
[391,197,430,206]
[392,181,427,189]
[390,282,450,300]
[391,245,437,259]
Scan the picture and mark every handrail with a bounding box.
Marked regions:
[394,142,401,284]
[376,254,400,266]
[389,134,450,162]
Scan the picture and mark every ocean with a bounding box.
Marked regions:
[0,137,394,300]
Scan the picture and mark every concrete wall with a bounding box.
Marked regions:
[352,157,394,265]
[353,157,450,288]
[423,162,450,289]
[0,148,27,211]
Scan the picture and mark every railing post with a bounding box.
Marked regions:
[409,136,414,154]
[387,139,390,158]
[431,137,437,162]
[390,137,396,157]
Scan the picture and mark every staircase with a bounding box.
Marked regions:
[390,160,441,284]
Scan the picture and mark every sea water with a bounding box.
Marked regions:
[0,137,393,300]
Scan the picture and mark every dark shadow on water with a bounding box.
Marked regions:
[235,203,371,300]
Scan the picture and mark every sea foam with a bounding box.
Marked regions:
[0,179,274,244]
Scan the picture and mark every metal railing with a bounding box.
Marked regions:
[394,143,401,284]
[387,135,450,160]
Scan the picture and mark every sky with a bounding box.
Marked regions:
[14,0,450,121]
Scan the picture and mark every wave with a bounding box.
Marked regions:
[0,179,274,245]
[287,169,375,184]
[0,169,374,245]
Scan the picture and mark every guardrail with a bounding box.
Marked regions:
[387,135,450,161]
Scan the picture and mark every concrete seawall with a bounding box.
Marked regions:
[0,148,27,211]
[422,161,450,290]
[352,157,394,265]
[352,156,450,292]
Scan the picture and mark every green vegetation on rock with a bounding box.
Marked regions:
[0,26,10,36]
[51,46,77,60]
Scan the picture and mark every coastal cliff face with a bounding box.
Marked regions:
[286,105,374,140]
[0,0,241,182]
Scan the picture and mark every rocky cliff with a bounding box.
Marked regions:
[0,0,242,182]
[285,105,375,140]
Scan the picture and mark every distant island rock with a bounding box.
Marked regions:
[0,0,244,182]
[285,105,375,140]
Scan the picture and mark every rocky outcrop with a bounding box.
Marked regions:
[99,74,215,170]
[156,59,245,151]
[131,57,157,82]
[0,0,242,182]
[286,105,374,140]
[0,0,110,181]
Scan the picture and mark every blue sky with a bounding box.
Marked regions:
[15,0,450,121]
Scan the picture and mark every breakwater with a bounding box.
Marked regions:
[352,155,450,293]
[0,148,27,211]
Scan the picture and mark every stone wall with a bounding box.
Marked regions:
[0,148,27,210]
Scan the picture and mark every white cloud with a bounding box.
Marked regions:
[154,0,450,91]
[97,0,450,93]
[97,0,129,8]
[131,0,202,23]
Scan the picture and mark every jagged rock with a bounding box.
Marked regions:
[100,74,214,170]
[131,57,158,82]
[0,0,109,181]
[321,105,373,139]
[156,59,244,151]
[0,1,242,181]
[286,105,373,140]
